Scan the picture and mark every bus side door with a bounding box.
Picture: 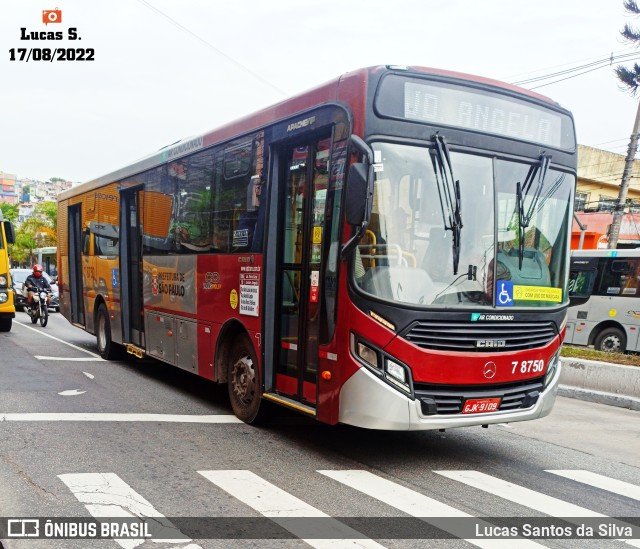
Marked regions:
[274,136,331,406]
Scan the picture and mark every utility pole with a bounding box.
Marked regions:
[608,100,640,249]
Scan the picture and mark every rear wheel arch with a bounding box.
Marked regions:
[215,320,258,383]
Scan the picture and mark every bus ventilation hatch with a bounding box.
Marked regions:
[403,321,557,352]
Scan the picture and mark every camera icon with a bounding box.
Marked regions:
[42,9,62,25]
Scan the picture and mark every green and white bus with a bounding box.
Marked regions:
[567,249,640,352]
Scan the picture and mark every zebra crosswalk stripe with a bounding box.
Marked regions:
[546,470,640,502]
[198,469,385,549]
[435,470,640,548]
[58,472,201,549]
[318,469,545,549]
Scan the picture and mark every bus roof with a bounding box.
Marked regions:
[58,65,567,202]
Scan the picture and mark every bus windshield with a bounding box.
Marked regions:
[353,141,574,308]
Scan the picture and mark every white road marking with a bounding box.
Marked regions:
[58,389,86,396]
[36,356,103,361]
[199,469,386,548]
[0,413,243,423]
[14,320,102,358]
[318,470,544,549]
[435,470,640,548]
[83,372,95,379]
[58,472,201,549]
[547,470,640,501]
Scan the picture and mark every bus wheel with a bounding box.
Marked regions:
[96,304,116,360]
[594,327,626,353]
[228,334,263,423]
[0,318,11,332]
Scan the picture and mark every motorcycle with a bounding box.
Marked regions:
[25,289,51,327]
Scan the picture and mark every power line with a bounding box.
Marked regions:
[512,51,639,85]
[505,48,636,80]
[593,138,632,146]
[513,52,640,90]
[134,0,287,97]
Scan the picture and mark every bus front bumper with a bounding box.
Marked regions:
[338,360,561,431]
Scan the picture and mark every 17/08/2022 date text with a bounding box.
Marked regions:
[9,48,95,61]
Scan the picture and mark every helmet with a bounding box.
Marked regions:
[33,264,44,278]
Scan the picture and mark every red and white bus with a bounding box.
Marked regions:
[57,66,576,430]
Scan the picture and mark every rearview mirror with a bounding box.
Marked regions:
[3,221,15,245]
[345,163,368,226]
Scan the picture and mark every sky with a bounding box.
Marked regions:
[1,0,639,183]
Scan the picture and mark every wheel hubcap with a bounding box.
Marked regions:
[602,335,621,352]
[231,355,255,406]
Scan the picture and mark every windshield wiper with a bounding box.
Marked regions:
[430,134,463,275]
[516,153,551,269]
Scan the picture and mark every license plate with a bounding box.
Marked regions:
[462,398,501,414]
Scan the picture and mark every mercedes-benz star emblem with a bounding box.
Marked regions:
[483,361,497,379]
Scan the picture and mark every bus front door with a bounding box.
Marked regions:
[275,137,331,408]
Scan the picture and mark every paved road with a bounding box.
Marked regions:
[0,313,638,548]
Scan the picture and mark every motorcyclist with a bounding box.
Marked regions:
[24,264,52,306]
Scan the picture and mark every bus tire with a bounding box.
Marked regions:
[0,318,11,332]
[96,304,117,360]
[227,333,263,424]
[594,327,626,353]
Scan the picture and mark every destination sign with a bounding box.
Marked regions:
[376,76,575,150]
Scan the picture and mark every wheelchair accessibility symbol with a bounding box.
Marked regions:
[496,281,514,307]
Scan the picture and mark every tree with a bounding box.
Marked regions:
[616,0,640,93]
[609,0,640,248]
[35,201,57,231]
[0,203,18,223]
[9,202,57,265]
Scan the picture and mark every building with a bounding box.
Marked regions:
[0,171,19,205]
[573,145,640,248]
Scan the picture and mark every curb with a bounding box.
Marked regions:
[558,357,640,411]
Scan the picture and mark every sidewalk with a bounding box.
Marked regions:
[559,357,640,411]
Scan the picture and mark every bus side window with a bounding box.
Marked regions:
[569,270,595,298]
[217,141,252,252]
[217,131,265,253]
[170,149,215,253]
[597,258,636,296]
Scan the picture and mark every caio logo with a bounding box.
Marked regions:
[42,8,62,25]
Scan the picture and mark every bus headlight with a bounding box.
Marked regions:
[385,359,411,394]
[544,349,560,388]
[0,274,7,287]
[351,334,413,396]
[0,291,8,303]
[357,341,380,370]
